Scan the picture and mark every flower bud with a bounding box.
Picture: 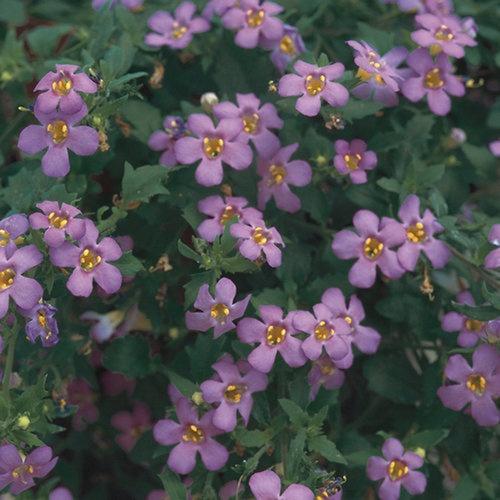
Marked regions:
[17,415,30,430]
[191,391,204,405]
[201,92,219,113]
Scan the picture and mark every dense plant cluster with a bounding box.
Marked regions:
[0,0,499,499]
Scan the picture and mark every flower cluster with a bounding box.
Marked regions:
[18,65,99,177]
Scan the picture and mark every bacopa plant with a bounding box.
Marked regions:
[0,0,498,499]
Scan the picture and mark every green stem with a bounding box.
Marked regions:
[2,323,19,401]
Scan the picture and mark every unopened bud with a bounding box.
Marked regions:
[201,92,219,113]
[191,391,204,405]
[413,447,426,458]
[17,415,30,430]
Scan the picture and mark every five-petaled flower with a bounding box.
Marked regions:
[200,355,268,431]
[332,209,406,288]
[333,139,378,184]
[153,397,228,475]
[237,305,306,373]
[367,438,427,500]
[145,2,210,49]
[279,60,349,116]
[18,104,99,177]
[257,142,312,213]
[34,64,97,115]
[174,114,253,187]
[111,402,152,452]
[29,201,86,248]
[0,444,58,495]
[308,354,346,401]
[22,303,59,347]
[437,344,500,426]
[401,48,465,116]
[49,220,122,297]
[214,93,283,157]
[396,194,451,271]
[185,277,251,338]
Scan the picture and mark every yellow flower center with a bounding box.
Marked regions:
[356,68,384,85]
[434,25,454,41]
[269,163,286,185]
[46,120,69,144]
[344,153,362,171]
[79,248,102,272]
[314,320,335,341]
[0,268,15,290]
[246,8,265,28]
[280,34,296,55]
[266,323,287,346]
[466,373,487,396]
[387,460,409,481]
[182,424,205,443]
[48,211,69,229]
[465,319,484,332]
[305,74,326,96]
[220,205,238,225]
[368,51,382,69]
[242,113,260,134]
[210,303,230,322]
[363,237,384,260]
[38,311,47,328]
[224,383,247,403]
[406,222,427,243]
[0,229,10,247]
[171,22,187,39]
[51,76,73,96]
[11,464,34,480]
[344,315,353,326]
[424,68,444,89]
[252,226,269,246]
[319,360,335,376]
[203,137,225,159]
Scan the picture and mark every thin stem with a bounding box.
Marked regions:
[2,322,19,401]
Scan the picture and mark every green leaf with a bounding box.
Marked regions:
[234,428,271,448]
[451,475,480,500]
[103,336,151,378]
[0,0,26,24]
[159,470,186,500]
[114,251,144,275]
[356,22,394,54]
[166,371,199,398]
[26,25,71,58]
[452,302,499,321]
[287,428,306,477]
[377,177,401,193]
[278,398,307,426]
[121,162,169,204]
[221,255,258,273]
[178,240,202,264]
[405,429,450,449]
[308,435,347,465]
[120,100,163,143]
[341,99,384,122]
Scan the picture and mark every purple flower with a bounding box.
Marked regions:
[347,40,408,107]
[321,288,381,364]
[333,139,377,184]
[93,0,144,9]
[153,397,228,474]
[401,49,465,116]
[396,194,450,271]
[67,378,99,430]
[203,0,237,19]
[18,104,99,177]
[279,60,349,117]
[237,305,306,373]
[0,214,29,258]
[29,201,85,248]
[367,438,427,500]
[148,116,187,167]
[331,210,406,289]
[0,245,43,319]
[308,355,346,401]
[111,402,152,452]
[214,93,283,157]
[441,291,486,348]
[34,64,97,115]
[197,195,262,243]
[174,114,253,187]
[437,344,500,426]
[257,143,312,213]
[263,24,306,74]
[49,487,74,500]
[185,277,251,338]
[489,140,500,157]
[0,444,58,495]
[145,2,210,49]
[249,470,314,500]
[221,0,284,49]
[485,223,500,269]
[411,14,476,58]
[200,355,268,431]
[80,307,137,343]
[230,216,284,268]
[219,480,243,500]
[293,304,350,362]
[49,220,122,297]
[22,303,59,347]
